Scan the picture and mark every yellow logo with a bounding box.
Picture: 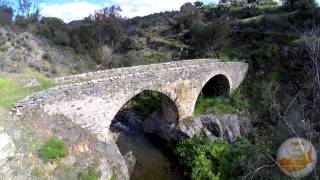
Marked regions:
[276,137,317,178]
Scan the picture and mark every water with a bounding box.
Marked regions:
[111,114,186,180]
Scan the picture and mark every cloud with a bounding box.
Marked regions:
[112,0,204,18]
[40,1,101,23]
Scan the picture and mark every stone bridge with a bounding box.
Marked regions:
[14,59,248,142]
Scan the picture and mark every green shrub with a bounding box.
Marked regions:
[37,17,70,46]
[191,19,231,57]
[78,168,102,180]
[175,136,265,179]
[194,89,248,115]
[175,135,227,179]
[39,137,67,162]
[260,0,279,6]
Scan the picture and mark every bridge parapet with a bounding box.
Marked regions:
[54,59,230,86]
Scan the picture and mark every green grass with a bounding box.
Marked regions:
[0,69,55,108]
[154,37,189,49]
[31,167,43,177]
[239,11,298,25]
[39,137,67,162]
[194,90,248,115]
[78,168,102,180]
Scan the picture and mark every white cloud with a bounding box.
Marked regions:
[40,1,101,23]
[112,0,202,18]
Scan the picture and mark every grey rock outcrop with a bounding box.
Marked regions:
[179,113,252,142]
[143,94,179,141]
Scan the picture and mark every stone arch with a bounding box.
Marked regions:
[201,74,231,97]
[111,89,179,119]
[111,89,180,141]
[189,73,232,116]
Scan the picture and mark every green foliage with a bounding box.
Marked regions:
[283,0,316,11]
[37,17,70,46]
[237,5,263,19]
[31,167,43,177]
[85,5,123,49]
[194,89,248,115]
[191,19,231,57]
[154,37,189,49]
[260,0,279,6]
[39,137,67,162]
[217,138,252,179]
[175,135,227,180]
[78,168,102,180]
[129,91,161,118]
[175,136,265,179]
[217,48,244,62]
[70,25,101,62]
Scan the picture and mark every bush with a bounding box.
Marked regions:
[37,17,70,46]
[70,25,101,62]
[175,135,227,179]
[283,0,316,11]
[175,136,266,179]
[259,0,278,6]
[78,168,102,180]
[194,89,248,115]
[39,137,67,162]
[240,5,263,19]
[191,19,231,57]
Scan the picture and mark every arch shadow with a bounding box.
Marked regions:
[201,74,231,97]
[110,90,179,137]
[190,74,231,115]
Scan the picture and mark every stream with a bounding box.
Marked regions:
[111,110,186,180]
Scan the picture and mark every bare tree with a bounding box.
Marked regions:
[16,0,41,18]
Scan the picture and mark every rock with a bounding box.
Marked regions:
[178,113,252,142]
[112,122,130,132]
[0,133,15,168]
[23,79,40,88]
[99,143,129,180]
[15,109,22,117]
[123,151,136,176]
[143,94,179,141]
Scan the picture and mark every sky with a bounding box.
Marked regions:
[36,0,214,23]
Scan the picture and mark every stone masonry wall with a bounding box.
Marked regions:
[14,59,248,142]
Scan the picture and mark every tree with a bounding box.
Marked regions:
[16,0,41,18]
[283,0,316,11]
[194,1,204,8]
[191,19,231,57]
[85,5,123,48]
[0,4,13,25]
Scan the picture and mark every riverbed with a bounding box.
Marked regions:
[111,111,186,180]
